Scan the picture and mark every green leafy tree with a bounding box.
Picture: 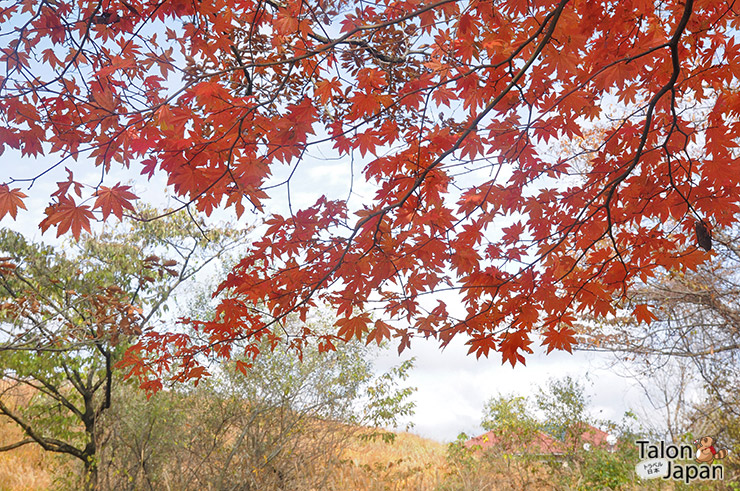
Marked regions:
[442,432,489,491]
[535,376,589,453]
[0,208,246,490]
[482,394,541,443]
[444,377,644,490]
[577,427,641,491]
[96,319,416,490]
[362,357,416,444]
[479,394,554,490]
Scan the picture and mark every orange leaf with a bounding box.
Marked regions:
[467,334,497,359]
[499,331,533,367]
[336,313,372,341]
[40,198,95,240]
[367,319,392,345]
[0,185,28,220]
[541,326,577,354]
[235,360,251,376]
[94,184,138,220]
[633,304,658,325]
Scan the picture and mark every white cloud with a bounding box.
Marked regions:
[374,335,649,442]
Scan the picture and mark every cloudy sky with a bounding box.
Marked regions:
[371,333,652,442]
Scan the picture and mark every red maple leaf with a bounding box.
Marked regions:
[633,304,658,325]
[541,326,577,354]
[366,319,392,346]
[4,0,739,381]
[499,331,533,367]
[94,184,138,220]
[335,313,372,341]
[0,185,28,220]
[40,198,95,240]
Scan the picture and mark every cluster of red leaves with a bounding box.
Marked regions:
[0,280,143,348]
[2,0,739,381]
[0,167,138,238]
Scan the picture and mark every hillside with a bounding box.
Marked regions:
[0,416,448,490]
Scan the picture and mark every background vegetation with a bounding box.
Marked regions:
[1,217,740,490]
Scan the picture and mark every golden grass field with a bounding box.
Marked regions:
[0,418,449,491]
[0,381,726,490]
[0,420,58,491]
[0,378,451,490]
[333,431,449,490]
[0,383,59,491]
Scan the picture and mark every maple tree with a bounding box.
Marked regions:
[2,0,740,380]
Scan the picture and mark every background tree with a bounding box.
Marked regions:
[480,394,549,490]
[583,225,740,479]
[96,316,417,490]
[535,376,588,453]
[2,0,738,375]
[0,208,246,489]
[445,377,642,490]
[480,394,541,452]
[89,257,417,490]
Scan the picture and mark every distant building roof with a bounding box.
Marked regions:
[466,424,614,456]
[578,423,611,447]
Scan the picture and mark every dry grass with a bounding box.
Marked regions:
[0,379,451,490]
[0,384,696,491]
[329,430,449,490]
[0,421,57,491]
[0,419,708,491]
[0,418,449,491]
[0,383,61,491]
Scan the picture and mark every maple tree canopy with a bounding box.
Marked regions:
[1,0,739,380]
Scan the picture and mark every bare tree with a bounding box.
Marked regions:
[581,226,740,464]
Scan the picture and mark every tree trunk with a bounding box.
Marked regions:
[83,459,98,491]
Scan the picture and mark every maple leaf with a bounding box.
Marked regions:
[0,185,28,220]
[367,319,392,345]
[633,304,658,325]
[41,48,61,68]
[498,331,533,367]
[235,359,251,376]
[314,77,341,104]
[318,337,336,354]
[466,335,497,359]
[94,184,138,220]
[140,158,158,178]
[336,314,371,341]
[40,198,95,240]
[52,168,84,199]
[518,304,539,327]
[541,326,577,354]
[356,130,382,157]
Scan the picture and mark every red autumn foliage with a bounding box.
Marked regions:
[1,0,737,384]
